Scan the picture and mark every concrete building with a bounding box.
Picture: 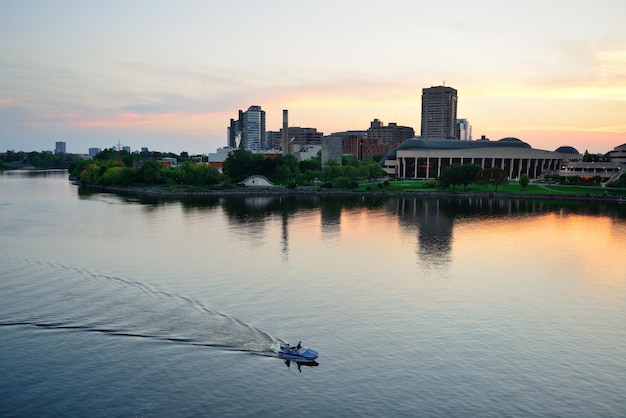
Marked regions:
[322,136,343,166]
[55,141,66,154]
[609,143,626,164]
[89,147,101,156]
[268,126,323,153]
[421,86,458,139]
[292,144,321,161]
[559,162,622,182]
[367,119,415,144]
[332,120,414,161]
[381,137,581,179]
[208,147,236,172]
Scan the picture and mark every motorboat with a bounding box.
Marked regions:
[278,342,319,362]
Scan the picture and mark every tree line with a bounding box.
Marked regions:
[438,163,510,191]
[69,148,387,188]
[0,151,80,170]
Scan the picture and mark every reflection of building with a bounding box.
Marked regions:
[382,137,581,179]
[387,197,453,267]
[421,86,458,139]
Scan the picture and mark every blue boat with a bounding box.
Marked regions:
[278,342,319,362]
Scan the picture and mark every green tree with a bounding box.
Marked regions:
[333,176,352,188]
[439,163,465,189]
[341,165,359,182]
[461,164,482,190]
[300,155,321,172]
[322,160,342,182]
[583,150,599,162]
[519,173,529,189]
[476,167,508,191]
[222,149,252,182]
[138,160,165,185]
[273,154,299,182]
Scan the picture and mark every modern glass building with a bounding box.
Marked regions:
[228,105,266,151]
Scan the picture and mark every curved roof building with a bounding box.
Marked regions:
[381,137,581,179]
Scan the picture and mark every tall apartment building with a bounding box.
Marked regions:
[55,141,66,154]
[227,105,266,151]
[420,86,458,139]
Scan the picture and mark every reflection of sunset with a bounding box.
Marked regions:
[453,214,626,288]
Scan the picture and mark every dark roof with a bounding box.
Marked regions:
[554,146,580,154]
[397,137,532,151]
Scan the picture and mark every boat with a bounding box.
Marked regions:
[278,342,319,362]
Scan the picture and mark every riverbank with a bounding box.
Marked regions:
[79,183,626,203]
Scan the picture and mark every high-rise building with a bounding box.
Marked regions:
[455,118,472,141]
[420,86,458,139]
[227,105,266,151]
[55,141,66,154]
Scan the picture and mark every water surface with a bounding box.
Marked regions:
[1,171,625,417]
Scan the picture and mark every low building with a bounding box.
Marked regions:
[609,143,626,164]
[381,137,581,179]
[559,162,622,181]
[208,147,236,171]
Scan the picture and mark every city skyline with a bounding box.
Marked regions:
[1,0,625,155]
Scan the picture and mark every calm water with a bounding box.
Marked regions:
[1,170,625,417]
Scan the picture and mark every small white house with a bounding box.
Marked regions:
[239,175,275,187]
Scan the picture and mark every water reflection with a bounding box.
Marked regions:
[71,186,626,265]
[282,359,319,373]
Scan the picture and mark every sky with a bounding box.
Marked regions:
[1,0,625,155]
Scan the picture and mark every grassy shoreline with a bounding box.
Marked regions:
[81,181,626,203]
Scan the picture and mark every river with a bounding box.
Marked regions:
[1,170,625,417]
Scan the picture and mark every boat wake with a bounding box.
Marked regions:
[0,255,284,355]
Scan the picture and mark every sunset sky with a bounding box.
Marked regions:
[1,0,625,155]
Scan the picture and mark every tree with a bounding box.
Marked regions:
[139,160,165,185]
[476,167,508,191]
[322,160,342,182]
[222,149,252,182]
[519,173,529,189]
[273,154,299,182]
[583,150,599,162]
[439,163,479,190]
[461,164,482,190]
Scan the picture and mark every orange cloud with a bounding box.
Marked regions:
[75,111,194,128]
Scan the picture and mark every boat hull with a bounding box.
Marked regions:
[278,346,319,362]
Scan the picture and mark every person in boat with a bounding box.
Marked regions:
[296,341,301,350]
